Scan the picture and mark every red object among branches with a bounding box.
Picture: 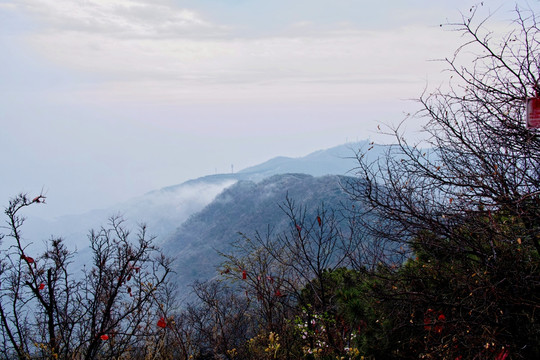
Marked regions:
[423,317,432,331]
[526,97,540,128]
[21,255,34,264]
[423,309,446,333]
[100,334,109,341]
[32,195,45,203]
[495,349,509,360]
[157,317,167,329]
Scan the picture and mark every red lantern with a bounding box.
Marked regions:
[242,270,247,280]
[526,97,540,129]
[100,334,109,341]
[38,283,45,291]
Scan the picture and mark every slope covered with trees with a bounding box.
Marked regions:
[162,173,358,292]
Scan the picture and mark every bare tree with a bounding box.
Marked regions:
[186,280,253,359]
[77,216,172,359]
[345,4,540,358]
[0,194,173,359]
[220,196,359,356]
[0,193,71,359]
[347,4,539,256]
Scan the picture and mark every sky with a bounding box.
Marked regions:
[1,0,537,218]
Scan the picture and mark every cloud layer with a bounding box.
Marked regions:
[8,0,470,105]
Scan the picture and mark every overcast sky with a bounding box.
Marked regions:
[1,0,536,218]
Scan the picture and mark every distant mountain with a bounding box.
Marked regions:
[15,141,385,281]
[237,142,362,180]
[161,173,357,292]
[21,142,372,246]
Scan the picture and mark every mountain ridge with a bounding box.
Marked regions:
[18,141,377,254]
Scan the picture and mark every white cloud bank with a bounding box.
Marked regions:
[17,0,218,37]
[9,0,469,105]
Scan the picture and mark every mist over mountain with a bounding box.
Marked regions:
[162,173,357,292]
[18,141,375,248]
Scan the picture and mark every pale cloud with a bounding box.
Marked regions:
[9,0,510,107]
[16,0,221,37]
[0,2,17,10]
[3,0,529,101]
[23,25,463,105]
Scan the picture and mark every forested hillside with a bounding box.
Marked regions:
[162,173,357,292]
